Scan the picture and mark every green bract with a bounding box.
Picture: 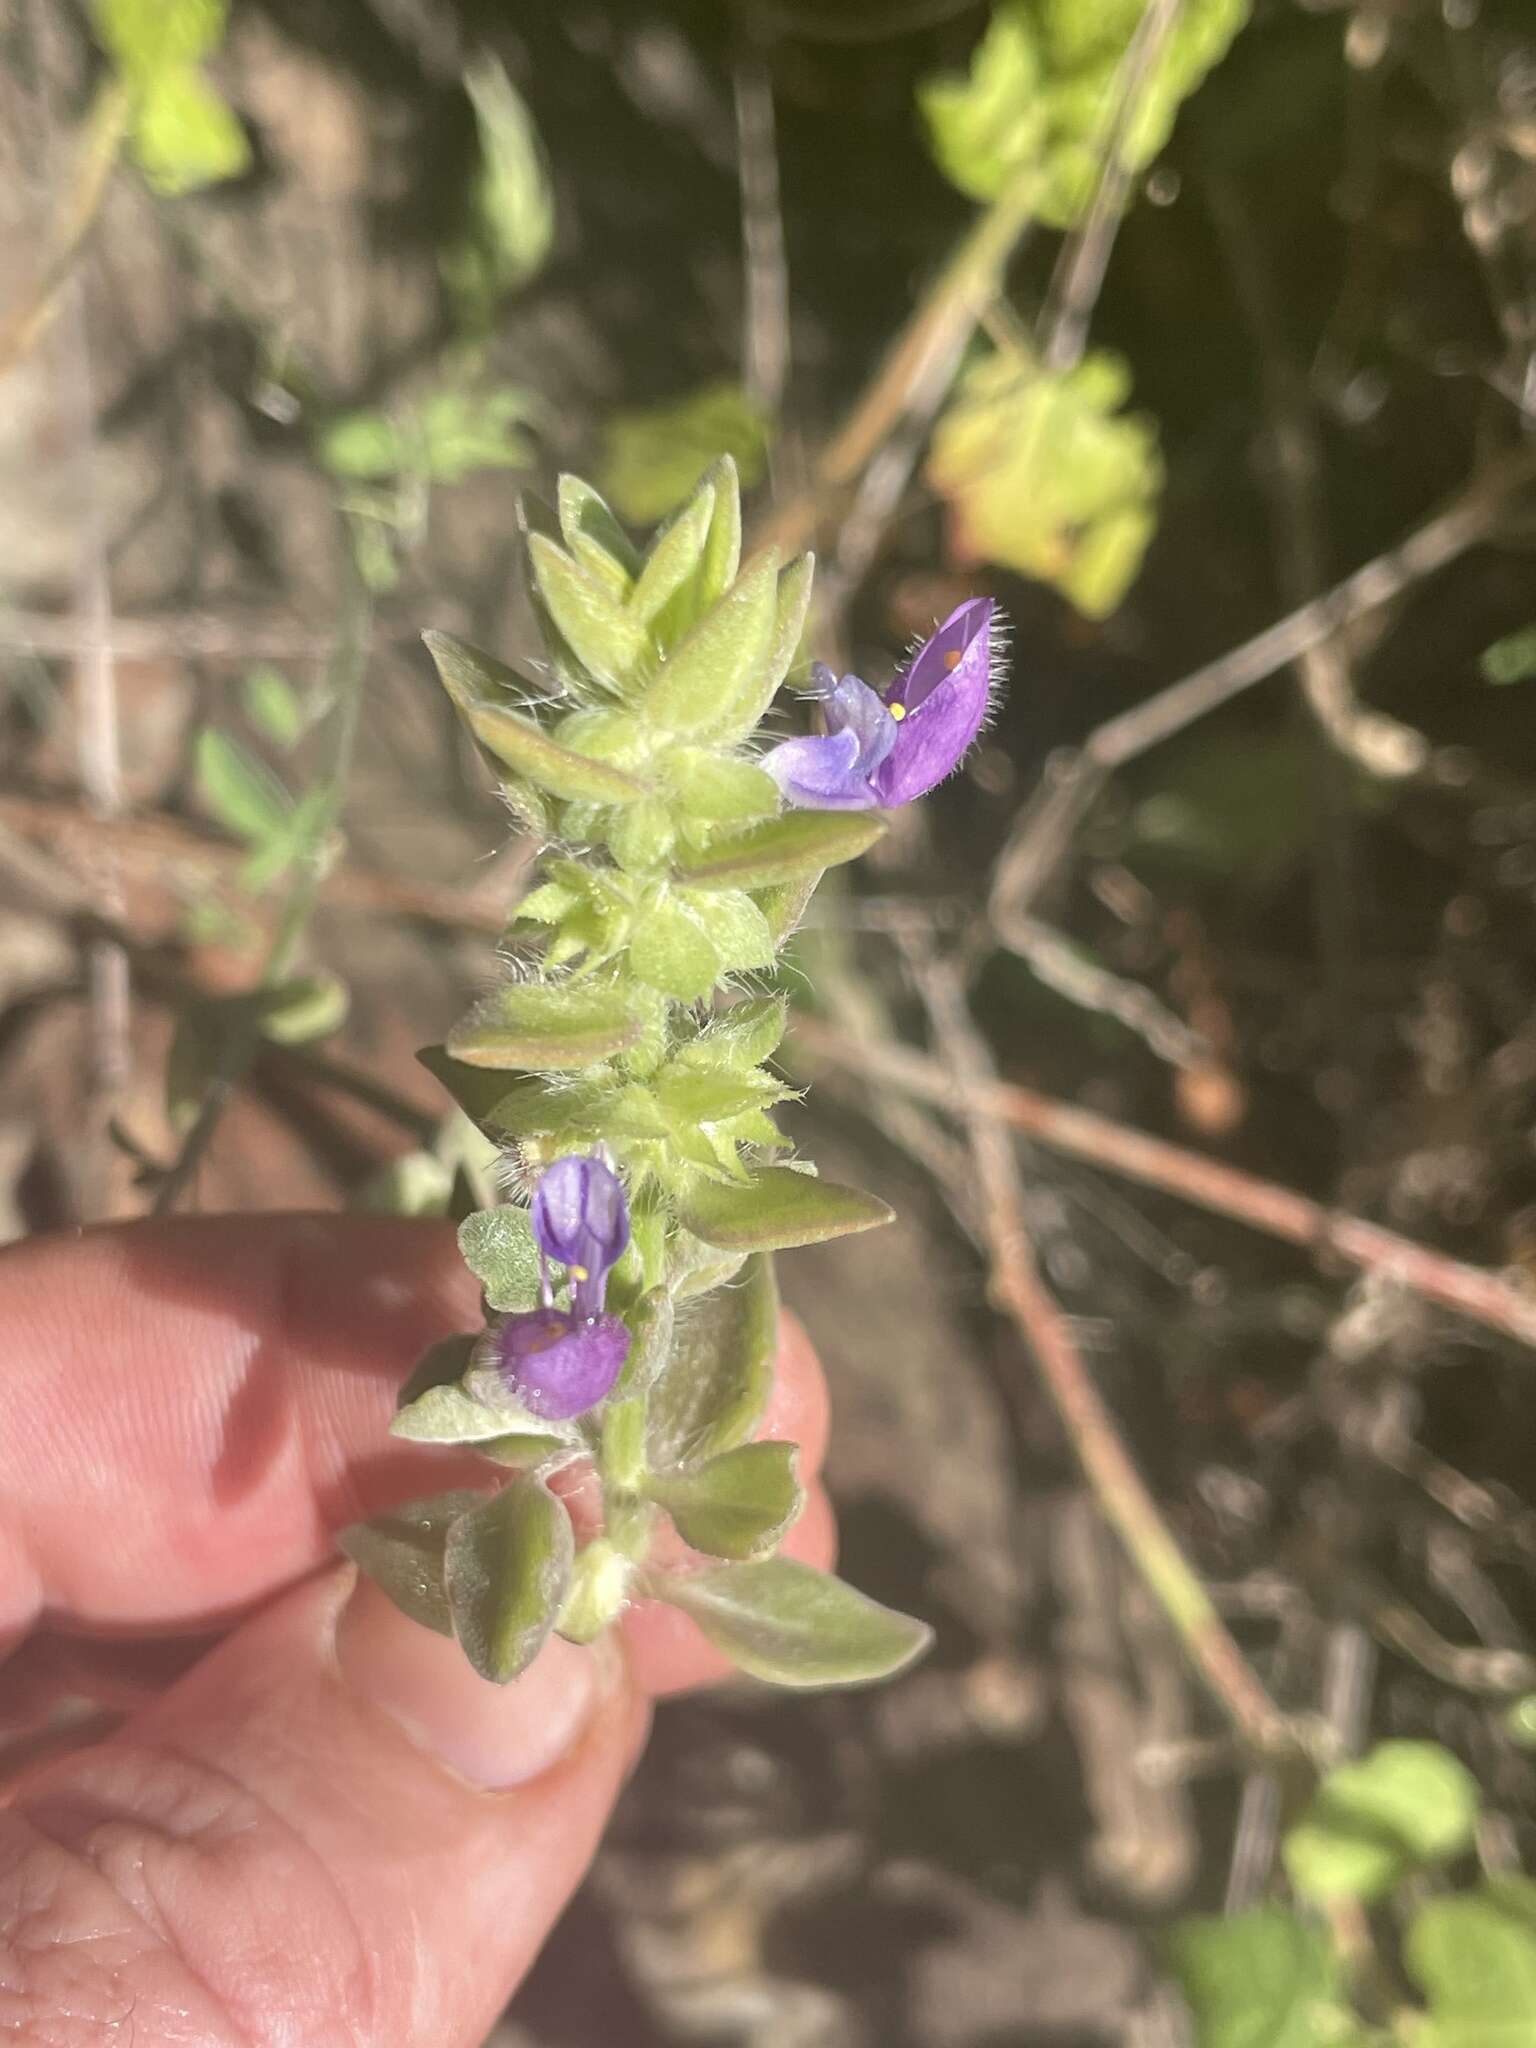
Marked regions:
[345,459,937,1692]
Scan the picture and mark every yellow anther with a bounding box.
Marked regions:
[569,1263,589,1282]
[889,701,907,721]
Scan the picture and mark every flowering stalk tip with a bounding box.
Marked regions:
[763,597,996,812]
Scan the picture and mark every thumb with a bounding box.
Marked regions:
[0,1568,646,2048]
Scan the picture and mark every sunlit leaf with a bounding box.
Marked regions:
[928,346,1161,618]
[444,1477,574,1683]
[651,1559,932,1688]
[443,55,554,319]
[1165,1908,1353,2048]
[1283,1741,1480,1906]
[338,1490,486,1637]
[648,1252,778,1468]
[652,1442,802,1561]
[1407,1879,1536,2048]
[677,1167,893,1252]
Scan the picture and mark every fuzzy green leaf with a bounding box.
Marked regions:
[652,1442,802,1561]
[1283,1741,1480,1907]
[417,1044,526,1129]
[447,691,652,805]
[527,533,653,695]
[444,1477,574,1683]
[674,809,885,890]
[651,1559,931,1688]
[391,1380,529,1445]
[617,1288,675,1398]
[627,896,720,1001]
[457,1205,542,1311]
[685,997,787,1070]
[447,981,648,1072]
[629,483,715,627]
[92,0,226,71]
[684,888,775,975]
[647,1252,777,1468]
[557,474,640,586]
[718,550,814,740]
[1165,1907,1352,2048]
[667,752,780,826]
[678,1167,893,1252]
[640,551,780,739]
[666,1234,748,1300]
[338,1490,485,1637]
[695,455,745,616]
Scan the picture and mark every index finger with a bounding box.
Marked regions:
[0,1216,829,1646]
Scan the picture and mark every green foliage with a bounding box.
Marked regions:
[928,346,1162,616]
[338,1491,484,1638]
[240,666,309,750]
[601,384,769,526]
[1165,1909,1357,2048]
[919,0,1250,227]
[90,0,249,195]
[1282,1741,1480,1906]
[651,1442,803,1560]
[318,386,536,486]
[378,465,935,1700]
[443,1477,573,1683]
[442,56,554,326]
[1481,624,1536,686]
[1405,1879,1536,2046]
[650,1559,933,1688]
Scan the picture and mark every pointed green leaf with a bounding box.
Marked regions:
[391,1379,561,1447]
[458,1205,542,1311]
[420,627,529,715]
[652,1442,802,1561]
[716,550,814,740]
[640,550,779,738]
[481,1430,575,1469]
[695,455,743,614]
[449,55,553,306]
[667,752,779,826]
[338,1490,486,1637]
[675,810,885,890]
[447,981,648,1071]
[464,700,652,805]
[630,482,715,626]
[194,728,291,847]
[686,996,787,1070]
[627,895,719,1000]
[667,1237,748,1300]
[527,533,653,694]
[757,870,819,945]
[651,1559,932,1688]
[558,473,640,582]
[687,887,774,974]
[648,1252,777,1468]
[1165,1908,1351,2048]
[678,1167,893,1252]
[1283,1740,1480,1906]
[444,1477,574,1683]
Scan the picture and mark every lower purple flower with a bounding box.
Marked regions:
[493,1308,631,1422]
[763,597,997,811]
[492,1153,632,1421]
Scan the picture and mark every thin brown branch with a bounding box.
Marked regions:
[908,949,1298,1758]
[989,449,1536,925]
[733,53,789,421]
[791,1014,1536,1352]
[1,608,345,662]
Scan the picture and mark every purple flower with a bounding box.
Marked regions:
[492,1154,631,1421]
[763,598,996,811]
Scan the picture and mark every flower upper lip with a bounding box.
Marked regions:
[763,597,997,812]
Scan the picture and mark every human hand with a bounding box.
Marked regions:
[0,1215,833,2045]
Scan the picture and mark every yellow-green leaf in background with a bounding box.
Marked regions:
[443,55,554,322]
[600,384,769,528]
[131,65,249,194]
[920,0,1250,229]
[927,346,1162,618]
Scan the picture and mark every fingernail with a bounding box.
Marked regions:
[335,1573,612,1789]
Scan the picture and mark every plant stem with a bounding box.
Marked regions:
[910,949,1301,1759]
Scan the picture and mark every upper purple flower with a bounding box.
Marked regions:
[492,1154,631,1421]
[763,598,996,812]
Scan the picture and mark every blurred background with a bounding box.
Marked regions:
[4,0,1536,2041]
